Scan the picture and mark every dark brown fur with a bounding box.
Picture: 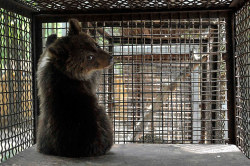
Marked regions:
[36,19,113,157]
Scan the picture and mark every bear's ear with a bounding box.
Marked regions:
[48,42,69,58]
[48,46,58,56]
[68,19,81,36]
[46,34,57,47]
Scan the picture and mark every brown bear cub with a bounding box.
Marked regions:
[36,19,113,157]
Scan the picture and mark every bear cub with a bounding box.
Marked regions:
[36,19,113,157]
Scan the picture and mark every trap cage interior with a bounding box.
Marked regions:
[40,13,229,144]
[0,0,249,163]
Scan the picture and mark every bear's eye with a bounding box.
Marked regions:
[87,55,94,61]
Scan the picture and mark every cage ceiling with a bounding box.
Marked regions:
[13,0,238,13]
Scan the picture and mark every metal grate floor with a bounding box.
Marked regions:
[2,144,250,166]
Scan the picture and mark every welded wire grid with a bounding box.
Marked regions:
[42,22,68,50]
[235,1,250,159]
[15,0,233,12]
[42,13,228,144]
[0,8,33,163]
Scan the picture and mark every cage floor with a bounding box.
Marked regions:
[1,144,249,166]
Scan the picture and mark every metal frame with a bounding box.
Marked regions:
[0,0,249,161]
[38,10,231,144]
[225,12,236,144]
[14,0,234,15]
[31,17,42,144]
[0,0,34,162]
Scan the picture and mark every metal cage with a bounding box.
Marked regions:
[0,0,249,162]
[235,1,250,158]
[0,5,33,162]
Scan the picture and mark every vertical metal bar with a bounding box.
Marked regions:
[131,15,135,143]
[111,18,116,143]
[140,14,145,143]
[120,17,124,144]
[225,12,236,145]
[108,20,114,125]
[211,18,219,144]
[200,12,206,144]
[122,18,126,144]
[170,13,174,143]
[31,16,42,144]
[178,12,184,144]
[160,13,164,143]
[102,21,107,126]
[188,13,194,143]
[4,10,14,129]
[15,11,22,135]
[108,38,113,120]
[150,14,154,143]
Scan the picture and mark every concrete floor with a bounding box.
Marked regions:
[1,144,250,166]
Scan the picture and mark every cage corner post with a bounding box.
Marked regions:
[31,15,42,144]
[225,11,236,145]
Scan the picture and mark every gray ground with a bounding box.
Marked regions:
[1,144,250,166]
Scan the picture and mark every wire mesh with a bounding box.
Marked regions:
[0,8,33,163]
[41,13,228,145]
[235,1,250,159]
[15,0,233,12]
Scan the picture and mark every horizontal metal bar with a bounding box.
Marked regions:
[0,0,35,18]
[35,9,232,23]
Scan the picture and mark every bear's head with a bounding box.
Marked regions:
[48,19,113,80]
